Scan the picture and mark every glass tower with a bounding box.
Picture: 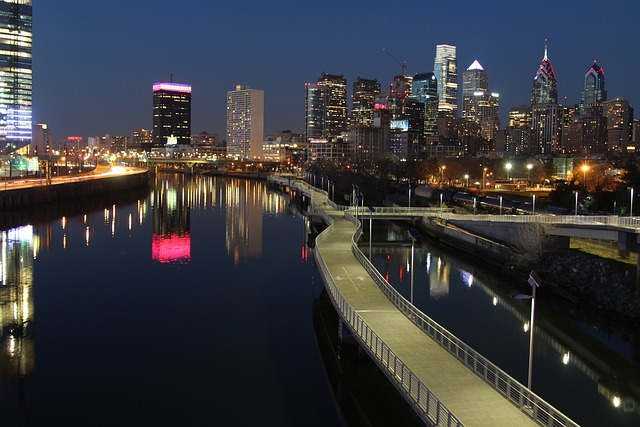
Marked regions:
[433,44,457,117]
[317,73,347,140]
[580,62,606,115]
[152,82,192,148]
[462,60,499,124]
[351,77,380,127]
[0,0,32,151]
[411,72,439,135]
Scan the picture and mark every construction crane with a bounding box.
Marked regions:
[382,48,407,75]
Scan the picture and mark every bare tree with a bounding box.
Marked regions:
[510,223,555,267]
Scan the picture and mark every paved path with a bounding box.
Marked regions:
[300,183,539,426]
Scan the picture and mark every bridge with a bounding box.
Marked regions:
[269,175,578,427]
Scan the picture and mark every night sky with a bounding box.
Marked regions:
[33,0,640,140]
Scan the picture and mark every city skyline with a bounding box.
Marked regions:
[33,1,640,140]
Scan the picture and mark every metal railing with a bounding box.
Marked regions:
[346,215,579,427]
[440,212,640,230]
[314,215,463,427]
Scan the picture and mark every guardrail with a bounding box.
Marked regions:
[345,214,579,427]
[314,214,463,427]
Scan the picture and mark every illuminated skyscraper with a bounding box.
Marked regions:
[580,62,606,115]
[152,81,192,148]
[411,72,439,135]
[462,60,499,125]
[433,44,457,117]
[317,72,347,140]
[305,83,327,141]
[0,0,32,152]
[351,77,380,127]
[604,97,634,153]
[226,85,264,160]
[531,42,562,154]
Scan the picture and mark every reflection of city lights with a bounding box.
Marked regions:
[62,216,66,230]
[84,214,87,224]
[85,227,90,246]
[425,253,431,273]
[523,322,529,333]
[562,352,570,365]
[460,270,473,287]
[128,213,132,232]
[492,296,498,306]
[613,396,621,408]
[63,234,67,249]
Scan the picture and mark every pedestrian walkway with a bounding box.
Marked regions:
[286,179,577,427]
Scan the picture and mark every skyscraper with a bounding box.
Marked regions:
[152,81,192,148]
[0,0,32,152]
[351,77,380,127]
[305,83,327,141]
[604,97,634,153]
[433,44,458,117]
[226,85,264,160]
[580,62,606,115]
[317,73,347,140]
[461,60,499,125]
[411,72,439,137]
[531,42,562,154]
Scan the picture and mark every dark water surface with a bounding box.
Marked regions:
[0,174,341,427]
[367,222,640,427]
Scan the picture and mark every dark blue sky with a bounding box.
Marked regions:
[33,0,640,140]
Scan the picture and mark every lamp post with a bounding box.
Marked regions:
[575,191,579,216]
[407,228,420,304]
[368,206,375,260]
[515,270,541,391]
[499,196,503,215]
[482,167,487,193]
[527,163,533,188]
[505,162,512,180]
[440,165,446,186]
[473,196,476,215]
[581,164,589,185]
[408,186,412,208]
[464,174,469,188]
[532,194,536,214]
[440,193,443,216]
[629,187,634,217]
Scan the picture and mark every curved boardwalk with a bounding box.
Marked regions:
[282,178,577,427]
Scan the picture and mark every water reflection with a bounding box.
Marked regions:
[368,226,640,426]
[0,226,36,386]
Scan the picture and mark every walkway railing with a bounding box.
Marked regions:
[343,211,579,427]
[314,213,464,427]
[440,212,640,230]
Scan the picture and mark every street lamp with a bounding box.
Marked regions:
[581,164,589,184]
[473,196,476,215]
[368,206,375,260]
[483,167,487,193]
[440,165,446,185]
[499,196,503,215]
[505,162,512,180]
[532,194,536,214]
[527,163,533,188]
[408,186,412,208]
[574,191,579,216]
[440,193,443,216]
[407,228,420,304]
[514,270,541,391]
[464,174,469,188]
[629,187,634,217]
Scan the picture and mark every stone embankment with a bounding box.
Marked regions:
[535,251,640,335]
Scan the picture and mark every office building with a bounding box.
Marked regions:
[604,97,634,153]
[411,72,439,135]
[434,44,458,117]
[0,0,32,152]
[226,85,264,160]
[580,62,606,115]
[305,83,328,141]
[152,81,192,148]
[351,77,380,127]
[531,43,562,154]
[31,123,51,157]
[462,60,499,125]
[317,73,347,140]
[505,106,532,154]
